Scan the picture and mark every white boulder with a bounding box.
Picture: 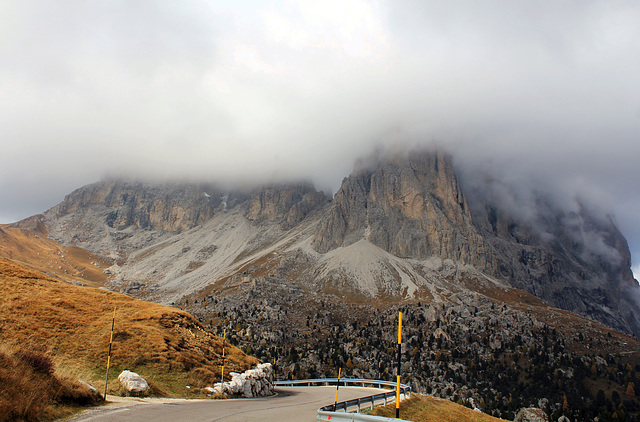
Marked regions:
[118,370,149,394]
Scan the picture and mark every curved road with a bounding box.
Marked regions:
[70,386,388,422]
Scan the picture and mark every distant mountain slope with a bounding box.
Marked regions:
[0,258,257,396]
[1,216,110,286]
[40,149,640,336]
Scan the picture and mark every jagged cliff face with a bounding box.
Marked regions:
[466,187,640,336]
[45,180,229,258]
[245,183,329,228]
[312,152,494,270]
[41,150,640,336]
[49,179,226,231]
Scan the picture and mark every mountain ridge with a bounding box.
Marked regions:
[37,149,640,337]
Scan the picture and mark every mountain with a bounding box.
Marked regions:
[11,147,640,420]
[40,149,640,337]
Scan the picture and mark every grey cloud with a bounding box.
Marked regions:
[1,1,639,276]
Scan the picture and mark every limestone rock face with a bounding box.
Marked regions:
[118,370,149,394]
[310,149,640,336]
[464,176,640,336]
[312,151,494,271]
[245,183,328,228]
[49,180,224,233]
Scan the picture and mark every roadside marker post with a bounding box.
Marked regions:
[396,311,402,419]
[103,306,116,401]
[221,329,226,383]
[333,367,342,411]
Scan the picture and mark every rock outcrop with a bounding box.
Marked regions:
[211,363,274,398]
[464,177,640,336]
[245,183,328,228]
[312,151,494,270]
[514,408,549,422]
[50,180,226,233]
[311,149,640,335]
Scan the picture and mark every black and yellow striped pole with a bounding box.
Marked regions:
[220,328,227,383]
[396,311,402,419]
[333,367,342,411]
[103,306,116,401]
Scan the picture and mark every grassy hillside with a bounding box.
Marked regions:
[0,258,258,402]
[0,347,101,422]
[368,394,507,421]
[0,217,110,287]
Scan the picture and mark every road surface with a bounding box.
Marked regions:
[70,385,388,422]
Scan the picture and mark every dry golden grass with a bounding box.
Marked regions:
[0,258,258,401]
[0,346,102,422]
[0,217,110,287]
[368,394,507,422]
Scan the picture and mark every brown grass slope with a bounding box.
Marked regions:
[0,348,101,422]
[0,258,258,399]
[0,216,110,287]
[368,394,507,422]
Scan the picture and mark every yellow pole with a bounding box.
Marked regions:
[333,367,342,411]
[221,329,226,383]
[396,311,402,418]
[103,306,116,401]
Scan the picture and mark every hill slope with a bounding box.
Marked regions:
[0,217,110,287]
[368,394,507,422]
[0,258,257,397]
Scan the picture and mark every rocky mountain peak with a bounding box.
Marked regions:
[313,150,491,268]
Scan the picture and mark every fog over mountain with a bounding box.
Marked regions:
[1,1,639,276]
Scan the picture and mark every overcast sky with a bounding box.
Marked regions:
[1,1,639,276]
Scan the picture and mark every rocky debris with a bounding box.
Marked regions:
[178,278,640,421]
[210,363,274,398]
[118,370,149,394]
[514,408,549,422]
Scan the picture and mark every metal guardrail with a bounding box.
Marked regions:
[274,378,412,422]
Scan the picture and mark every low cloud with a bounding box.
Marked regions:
[1,1,639,267]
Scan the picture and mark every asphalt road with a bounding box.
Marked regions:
[70,386,388,422]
